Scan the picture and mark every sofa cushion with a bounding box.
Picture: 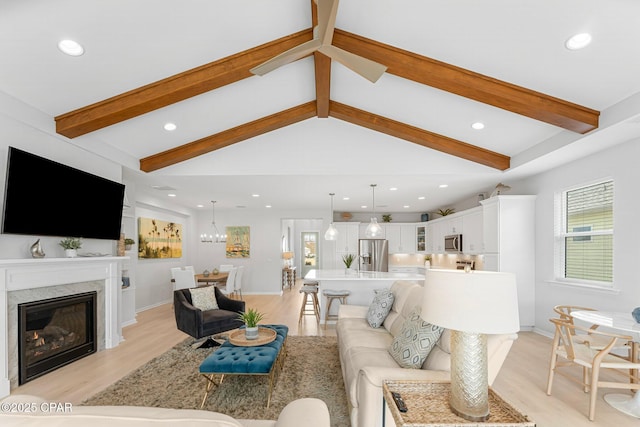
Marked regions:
[383,282,424,337]
[366,289,395,328]
[189,286,219,311]
[388,306,444,369]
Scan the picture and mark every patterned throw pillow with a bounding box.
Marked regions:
[189,286,219,311]
[367,289,395,328]
[388,306,444,368]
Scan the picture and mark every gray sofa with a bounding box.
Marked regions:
[336,280,517,427]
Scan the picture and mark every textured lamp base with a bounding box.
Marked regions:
[450,330,490,422]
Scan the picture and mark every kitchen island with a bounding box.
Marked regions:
[304,269,425,324]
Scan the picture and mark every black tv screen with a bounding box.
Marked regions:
[2,147,125,240]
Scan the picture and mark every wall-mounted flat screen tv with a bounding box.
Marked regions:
[2,147,125,240]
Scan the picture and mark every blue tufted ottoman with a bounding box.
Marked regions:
[199,324,288,408]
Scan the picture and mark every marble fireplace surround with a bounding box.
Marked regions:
[0,257,125,399]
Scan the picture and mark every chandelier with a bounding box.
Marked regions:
[200,200,227,243]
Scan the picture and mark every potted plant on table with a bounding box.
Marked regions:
[59,237,82,258]
[238,308,265,340]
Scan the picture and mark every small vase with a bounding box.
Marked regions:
[30,239,45,258]
[203,269,210,277]
[245,326,259,340]
[65,249,77,258]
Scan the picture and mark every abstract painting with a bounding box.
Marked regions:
[138,217,183,259]
[225,226,250,258]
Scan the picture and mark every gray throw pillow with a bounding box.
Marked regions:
[189,286,219,311]
[389,306,444,368]
[366,289,395,328]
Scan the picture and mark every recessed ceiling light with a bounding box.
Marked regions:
[196,204,204,208]
[418,196,425,200]
[439,184,448,188]
[389,187,398,191]
[167,193,176,197]
[361,205,367,209]
[471,122,485,130]
[163,122,177,131]
[265,204,272,208]
[343,196,350,200]
[58,39,84,56]
[252,194,260,198]
[565,33,592,50]
[403,205,410,208]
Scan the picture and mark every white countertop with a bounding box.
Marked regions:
[304,269,425,281]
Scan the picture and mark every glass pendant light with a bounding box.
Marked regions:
[365,184,384,238]
[324,193,339,241]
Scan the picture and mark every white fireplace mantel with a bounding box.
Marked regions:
[0,256,127,398]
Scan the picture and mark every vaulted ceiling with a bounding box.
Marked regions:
[2,1,640,213]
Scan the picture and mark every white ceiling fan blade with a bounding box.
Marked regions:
[318,45,387,83]
[317,0,339,45]
[251,39,321,76]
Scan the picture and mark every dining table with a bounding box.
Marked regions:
[195,272,228,285]
[572,310,640,418]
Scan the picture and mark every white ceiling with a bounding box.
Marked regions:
[2,0,640,214]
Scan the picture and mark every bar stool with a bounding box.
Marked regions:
[322,289,350,326]
[298,281,320,323]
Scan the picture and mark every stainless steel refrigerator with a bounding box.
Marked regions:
[358,239,389,272]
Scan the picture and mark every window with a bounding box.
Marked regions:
[555,180,614,286]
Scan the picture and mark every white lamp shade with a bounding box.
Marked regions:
[421,269,520,334]
[364,217,384,238]
[325,223,339,240]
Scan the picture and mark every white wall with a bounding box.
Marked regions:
[0,92,123,259]
[194,209,328,296]
[509,138,640,336]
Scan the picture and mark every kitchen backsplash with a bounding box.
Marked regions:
[390,253,484,270]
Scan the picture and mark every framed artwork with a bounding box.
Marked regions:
[225,226,250,258]
[138,217,183,259]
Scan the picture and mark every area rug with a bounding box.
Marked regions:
[82,335,350,427]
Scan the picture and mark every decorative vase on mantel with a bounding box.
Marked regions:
[30,239,45,258]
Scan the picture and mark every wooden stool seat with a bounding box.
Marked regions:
[298,285,320,323]
[322,289,350,326]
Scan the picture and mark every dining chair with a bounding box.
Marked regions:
[546,317,640,421]
[171,266,196,291]
[234,266,244,299]
[219,267,237,298]
[553,305,632,359]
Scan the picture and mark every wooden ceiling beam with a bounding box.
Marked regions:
[333,29,599,134]
[314,53,332,117]
[55,30,314,138]
[312,0,331,117]
[139,102,317,172]
[329,101,510,170]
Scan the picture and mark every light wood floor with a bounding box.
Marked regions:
[12,280,638,426]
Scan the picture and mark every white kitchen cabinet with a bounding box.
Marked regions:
[384,223,418,253]
[441,216,463,235]
[416,224,426,253]
[334,222,360,253]
[480,195,536,329]
[462,207,483,254]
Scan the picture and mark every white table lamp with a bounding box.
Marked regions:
[422,269,519,421]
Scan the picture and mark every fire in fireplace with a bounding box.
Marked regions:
[18,291,97,384]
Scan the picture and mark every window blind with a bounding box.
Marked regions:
[563,181,613,283]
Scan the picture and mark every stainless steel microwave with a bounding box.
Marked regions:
[444,234,463,253]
